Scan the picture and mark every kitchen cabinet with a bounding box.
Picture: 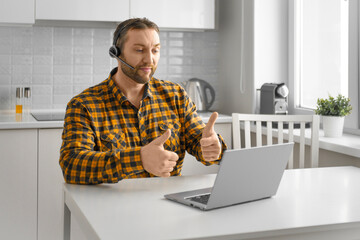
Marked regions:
[36,0,129,22]
[38,129,64,240]
[36,0,215,30]
[37,128,87,240]
[0,0,35,24]
[130,0,216,29]
[181,122,232,175]
[0,129,37,240]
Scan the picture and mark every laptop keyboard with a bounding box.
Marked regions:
[187,194,211,205]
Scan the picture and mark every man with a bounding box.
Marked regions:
[59,18,227,184]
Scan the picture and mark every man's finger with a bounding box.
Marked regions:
[152,129,171,146]
[202,112,218,138]
[200,136,219,147]
[165,150,179,161]
[160,172,171,177]
[203,156,220,161]
[201,148,220,154]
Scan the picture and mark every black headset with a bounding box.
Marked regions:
[109,22,135,69]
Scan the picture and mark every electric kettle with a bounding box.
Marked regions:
[182,78,215,111]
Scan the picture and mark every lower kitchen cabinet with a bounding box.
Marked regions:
[0,129,38,240]
[38,128,87,240]
[38,129,64,240]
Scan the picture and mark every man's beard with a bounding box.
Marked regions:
[121,62,156,84]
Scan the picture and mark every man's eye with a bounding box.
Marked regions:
[153,49,160,53]
[136,49,143,52]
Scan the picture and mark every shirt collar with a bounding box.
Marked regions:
[107,67,154,105]
[143,81,153,99]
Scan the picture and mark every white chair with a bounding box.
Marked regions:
[232,113,320,168]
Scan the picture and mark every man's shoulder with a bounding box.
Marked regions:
[69,80,109,106]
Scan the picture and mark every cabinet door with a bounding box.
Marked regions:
[0,0,34,24]
[181,123,232,176]
[0,129,37,240]
[38,129,64,240]
[36,0,129,22]
[130,0,216,29]
[38,128,87,240]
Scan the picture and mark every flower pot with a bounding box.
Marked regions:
[322,116,345,137]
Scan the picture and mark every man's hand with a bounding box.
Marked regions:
[200,112,222,161]
[140,129,179,177]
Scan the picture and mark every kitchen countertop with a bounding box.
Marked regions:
[0,110,65,129]
[0,110,232,130]
[2,110,358,159]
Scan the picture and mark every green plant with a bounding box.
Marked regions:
[315,94,352,117]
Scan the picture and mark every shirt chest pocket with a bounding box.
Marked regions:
[100,129,126,151]
[158,121,181,152]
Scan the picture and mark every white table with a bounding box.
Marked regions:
[63,167,360,240]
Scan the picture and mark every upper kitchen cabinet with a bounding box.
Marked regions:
[36,0,129,22]
[0,0,35,24]
[130,0,216,30]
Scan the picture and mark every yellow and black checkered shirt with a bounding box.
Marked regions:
[59,68,227,184]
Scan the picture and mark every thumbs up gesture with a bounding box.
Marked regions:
[140,129,179,177]
[200,112,221,161]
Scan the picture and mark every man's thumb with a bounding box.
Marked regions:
[203,112,218,137]
[152,129,171,146]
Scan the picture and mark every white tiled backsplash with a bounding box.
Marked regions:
[0,26,219,111]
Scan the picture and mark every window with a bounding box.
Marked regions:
[289,0,359,133]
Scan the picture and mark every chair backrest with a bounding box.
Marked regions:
[232,113,320,168]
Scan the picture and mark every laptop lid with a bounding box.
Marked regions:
[164,143,294,210]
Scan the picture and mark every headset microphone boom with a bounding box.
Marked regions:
[108,48,135,70]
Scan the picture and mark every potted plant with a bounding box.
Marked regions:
[315,94,352,137]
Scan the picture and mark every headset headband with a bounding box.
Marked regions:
[113,19,141,47]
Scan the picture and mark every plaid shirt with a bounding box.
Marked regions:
[59,68,227,184]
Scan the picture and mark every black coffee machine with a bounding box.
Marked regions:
[260,83,289,115]
[259,83,309,128]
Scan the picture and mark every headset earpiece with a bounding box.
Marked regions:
[109,45,120,58]
[108,20,136,70]
[109,44,135,70]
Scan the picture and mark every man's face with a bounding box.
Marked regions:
[120,28,160,84]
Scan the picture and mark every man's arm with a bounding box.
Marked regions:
[59,99,145,184]
[183,94,227,165]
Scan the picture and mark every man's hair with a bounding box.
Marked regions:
[113,18,160,54]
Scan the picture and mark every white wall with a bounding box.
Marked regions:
[0,26,220,111]
[218,0,288,114]
[218,0,254,114]
[254,0,288,90]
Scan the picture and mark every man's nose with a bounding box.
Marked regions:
[143,50,153,64]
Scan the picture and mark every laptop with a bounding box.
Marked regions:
[164,142,294,211]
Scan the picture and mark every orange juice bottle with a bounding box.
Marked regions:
[16,87,23,114]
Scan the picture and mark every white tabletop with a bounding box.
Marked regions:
[64,166,360,240]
